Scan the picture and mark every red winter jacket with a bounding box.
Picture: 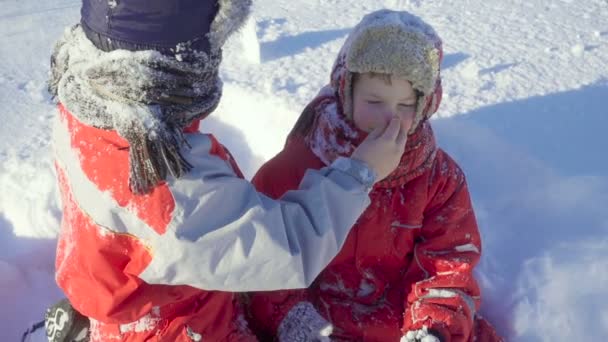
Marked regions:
[247,130,501,342]
[53,105,255,341]
[53,102,375,341]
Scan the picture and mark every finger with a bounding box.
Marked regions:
[396,119,408,147]
[366,125,384,139]
[380,116,400,141]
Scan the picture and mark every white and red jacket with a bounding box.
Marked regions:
[52,104,375,341]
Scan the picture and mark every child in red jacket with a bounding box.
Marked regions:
[44,1,410,341]
[246,9,502,342]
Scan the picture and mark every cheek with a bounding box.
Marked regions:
[353,105,382,132]
[399,112,416,132]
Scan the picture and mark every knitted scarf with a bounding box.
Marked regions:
[291,86,438,188]
[49,25,223,194]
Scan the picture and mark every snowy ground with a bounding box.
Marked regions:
[1,0,608,341]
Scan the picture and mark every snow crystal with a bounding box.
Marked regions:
[454,243,480,254]
[391,221,422,229]
[460,62,480,80]
[119,307,162,333]
[401,326,440,342]
[223,14,260,65]
[425,288,457,298]
[186,326,203,341]
[571,44,585,57]
[357,280,375,297]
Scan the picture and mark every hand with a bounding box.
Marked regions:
[351,116,407,181]
[401,326,442,342]
[277,302,333,342]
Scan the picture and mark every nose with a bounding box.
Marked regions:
[380,108,396,120]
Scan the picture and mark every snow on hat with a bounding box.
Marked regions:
[336,9,443,131]
[80,0,251,58]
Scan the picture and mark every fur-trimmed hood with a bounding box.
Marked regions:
[332,9,444,131]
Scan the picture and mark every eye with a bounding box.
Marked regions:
[366,100,381,104]
[398,103,416,108]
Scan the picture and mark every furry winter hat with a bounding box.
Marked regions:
[336,9,443,131]
[50,0,252,194]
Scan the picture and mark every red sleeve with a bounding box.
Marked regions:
[245,141,321,337]
[402,151,482,342]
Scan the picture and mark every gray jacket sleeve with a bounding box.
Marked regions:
[137,134,375,291]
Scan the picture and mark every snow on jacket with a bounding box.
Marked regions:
[247,129,496,342]
[246,9,502,342]
[52,103,375,341]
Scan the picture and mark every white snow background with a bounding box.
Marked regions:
[1,0,607,341]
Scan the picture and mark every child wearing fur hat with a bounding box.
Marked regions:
[245,9,502,342]
[45,1,409,341]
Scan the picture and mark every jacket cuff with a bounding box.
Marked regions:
[401,326,443,342]
[277,302,332,342]
[329,157,376,192]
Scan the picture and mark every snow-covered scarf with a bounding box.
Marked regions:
[291,87,437,188]
[49,25,223,194]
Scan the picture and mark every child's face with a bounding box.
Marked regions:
[352,73,417,133]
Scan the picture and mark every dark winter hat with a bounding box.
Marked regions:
[80,0,251,58]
